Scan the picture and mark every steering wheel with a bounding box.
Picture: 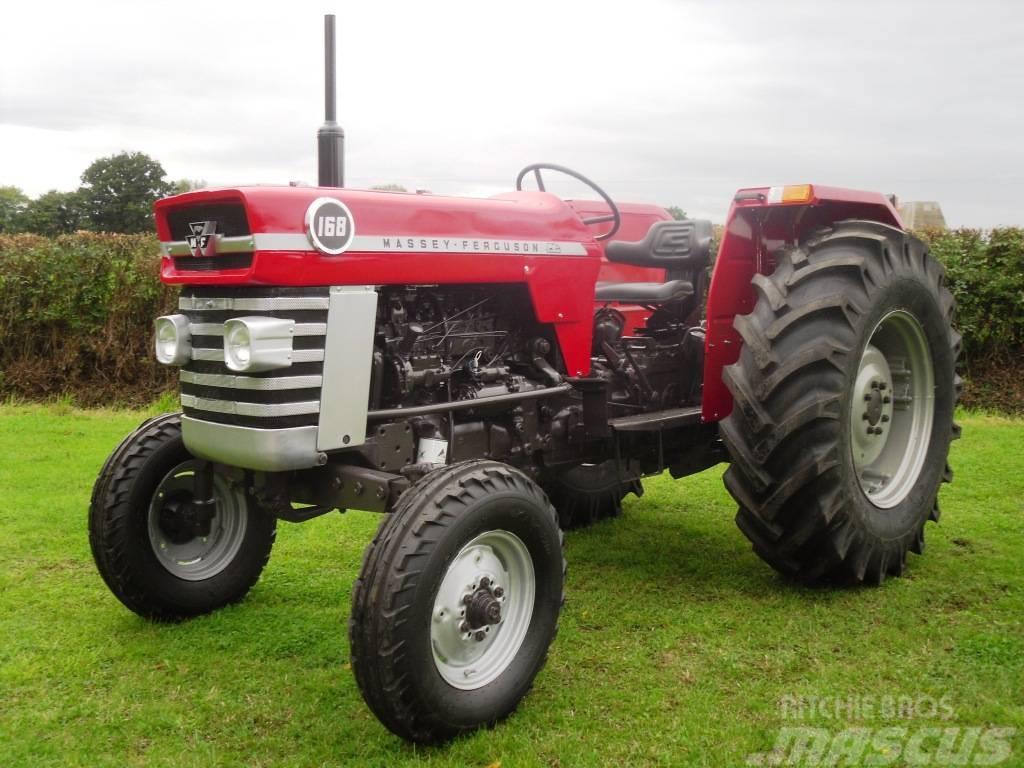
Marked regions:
[515,163,622,241]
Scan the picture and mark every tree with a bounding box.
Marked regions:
[666,205,687,221]
[170,178,207,195]
[0,186,30,232]
[79,151,173,233]
[21,190,84,236]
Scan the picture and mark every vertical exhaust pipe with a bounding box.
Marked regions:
[317,14,345,187]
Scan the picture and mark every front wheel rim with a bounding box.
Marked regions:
[430,530,535,691]
[850,310,935,509]
[147,461,248,581]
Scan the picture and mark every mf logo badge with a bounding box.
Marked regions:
[305,197,356,255]
[185,221,217,257]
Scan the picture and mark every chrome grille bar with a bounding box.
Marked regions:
[180,371,323,390]
[180,295,331,312]
[190,347,325,363]
[180,394,321,418]
[190,322,327,337]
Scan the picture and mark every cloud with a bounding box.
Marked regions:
[1,0,1021,226]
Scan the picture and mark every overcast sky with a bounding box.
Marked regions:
[1,0,1021,227]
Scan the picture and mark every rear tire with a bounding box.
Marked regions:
[545,460,643,529]
[349,460,564,743]
[89,413,276,620]
[720,221,961,584]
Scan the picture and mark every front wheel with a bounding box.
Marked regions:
[349,460,565,743]
[89,413,276,620]
[720,221,961,584]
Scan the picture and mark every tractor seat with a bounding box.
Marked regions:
[594,218,712,304]
[595,279,694,304]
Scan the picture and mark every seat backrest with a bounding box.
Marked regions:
[604,219,713,272]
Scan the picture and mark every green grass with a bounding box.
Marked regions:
[1,405,1022,767]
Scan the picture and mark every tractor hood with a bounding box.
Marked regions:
[155,185,600,287]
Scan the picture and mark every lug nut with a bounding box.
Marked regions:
[864,394,872,401]
[871,381,879,389]
[474,631,486,642]
[493,586,504,598]
[460,621,470,633]
[879,382,887,390]
[881,415,890,423]
[479,576,490,589]
[883,396,891,404]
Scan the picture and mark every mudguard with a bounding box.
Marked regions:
[702,185,903,422]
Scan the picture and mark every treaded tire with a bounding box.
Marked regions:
[720,221,961,585]
[349,460,565,743]
[89,413,276,621]
[545,460,643,529]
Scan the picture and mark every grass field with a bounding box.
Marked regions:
[1,405,1022,767]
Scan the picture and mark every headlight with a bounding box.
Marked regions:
[223,316,295,372]
[154,314,191,366]
[225,323,252,369]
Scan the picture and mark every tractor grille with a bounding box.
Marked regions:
[177,286,329,429]
[173,253,254,272]
[167,203,250,240]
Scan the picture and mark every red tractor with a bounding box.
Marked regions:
[89,17,960,743]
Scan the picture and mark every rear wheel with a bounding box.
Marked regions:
[349,460,564,743]
[720,221,961,584]
[544,460,642,529]
[89,414,276,620]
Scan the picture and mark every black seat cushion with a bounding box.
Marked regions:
[595,279,694,304]
[604,219,713,271]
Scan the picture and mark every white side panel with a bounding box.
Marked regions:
[317,286,378,451]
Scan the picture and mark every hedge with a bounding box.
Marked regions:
[0,229,1021,411]
[918,227,1024,412]
[0,233,177,406]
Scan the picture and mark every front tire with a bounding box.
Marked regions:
[720,221,961,584]
[349,460,565,743]
[89,413,276,620]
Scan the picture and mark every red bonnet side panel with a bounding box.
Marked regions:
[155,186,603,377]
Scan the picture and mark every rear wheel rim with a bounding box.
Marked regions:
[430,529,535,690]
[850,310,935,509]
[147,461,248,581]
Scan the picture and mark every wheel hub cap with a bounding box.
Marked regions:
[147,461,248,581]
[850,310,935,509]
[431,530,535,690]
[464,580,503,629]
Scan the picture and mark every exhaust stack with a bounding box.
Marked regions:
[317,14,345,187]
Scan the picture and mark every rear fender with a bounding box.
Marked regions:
[701,185,902,422]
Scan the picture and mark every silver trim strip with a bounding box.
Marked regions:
[190,322,326,337]
[179,295,331,311]
[163,233,589,257]
[181,394,320,418]
[163,235,255,257]
[190,347,324,363]
[180,371,323,390]
[182,417,321,471]
[251,232,589,256]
